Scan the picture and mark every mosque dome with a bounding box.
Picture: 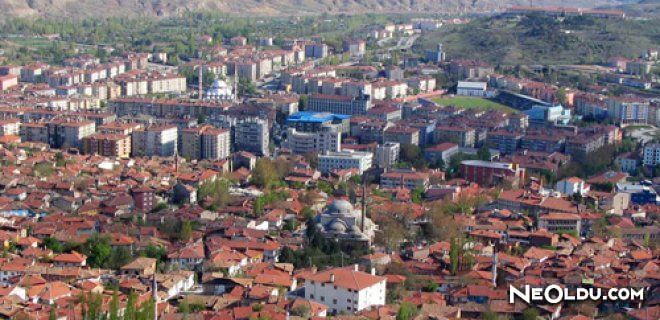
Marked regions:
[328,219,347,233]
[327,199,353,214]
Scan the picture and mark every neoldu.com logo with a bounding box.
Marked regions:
[509,285,645,304]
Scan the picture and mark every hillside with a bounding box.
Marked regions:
[415,14,660,65]
[0,0,633,19]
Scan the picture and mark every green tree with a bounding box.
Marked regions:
[449,237,460,276]
[251,158,279,188]
[49,304,57,320]
[84,235,112,269]
[411,186,424,204]
[125,292,137,320]
[109,291,119,320]
[482,311,498,320]
[477,146,491,161]
[522,308,540,320]
[180,220,193,242]
[396,302,418,320]
[400,143,421,163]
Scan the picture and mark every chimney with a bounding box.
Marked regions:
[371,268,376,275]
[354,264,359,271]
[330,274,335,283]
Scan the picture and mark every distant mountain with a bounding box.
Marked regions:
[0,0,635,19]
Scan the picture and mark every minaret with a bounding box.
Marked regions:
[152,272,158,320]
[198,66,203,100]
[491,245,498,288]
[361,177,366,233]
[233,67,239,103]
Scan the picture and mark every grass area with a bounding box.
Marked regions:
[431,96,518,113]
[416,14,660,65]
[5,37,55,48]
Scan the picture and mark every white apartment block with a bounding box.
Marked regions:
[319,150,373,174]
[303,265,386,314]
[132,125,178,157]
[0,119,20,136]
[643,143,660,166]
[375,142,400,168]
[286,124,341,155]
[234,118,269,156]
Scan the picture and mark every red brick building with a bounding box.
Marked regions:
[460,160,525,187]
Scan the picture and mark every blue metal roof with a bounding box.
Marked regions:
[287,111,351,123]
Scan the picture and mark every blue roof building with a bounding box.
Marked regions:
[286,111,351,133]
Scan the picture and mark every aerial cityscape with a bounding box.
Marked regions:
[0,1,657,319]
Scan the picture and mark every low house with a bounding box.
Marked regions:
[52,251,87,267]
[120,257,157,276]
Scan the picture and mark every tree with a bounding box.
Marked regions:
[477,146,491,161]
[251,158,279,188]
[43,237,63,253]
[554,88,567,105]
[522,308,540,320]
[49,304,57,320]
[55,152,66,167]
[396,302,418,320]
[400,144,421,163]
[109,291,119,320]
[290,305,311,318]
[481,311,498,320]
[449,237,460,276]
[180,220,193,242]
[125,292,137,320]
[84,235,112,268]
[108,246,133,270]
[411,186,424,204]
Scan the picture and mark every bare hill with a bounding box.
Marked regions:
[0,0,633,19]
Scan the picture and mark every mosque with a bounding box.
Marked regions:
[205,77,236,102]
[313,198,376,249]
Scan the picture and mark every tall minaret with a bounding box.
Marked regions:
[361,177,367,233]
[152,272,158,320]
[233,67,239,103]
[491,245,498,288]
[198,66,204,100]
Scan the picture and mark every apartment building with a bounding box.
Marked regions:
[285,124,341,155]
[433,125,476,148]
[383,126,420,146]
[375,142,400,169]
[643,143,660,166]
[460,160,525,187]
[607,96,650,125]
[319,150,373,174]
[487,130,523,155]
[234,118,269,156]
[47,120,96,149]
[538,213,582,235]
[302,265,386,314]
[82,133,131,158]
[307,94,373,115]
[0,119,20,136]
[380,169,430,190]
[132,125,178,157]
[19,123,49,144]
[180,125,231,160]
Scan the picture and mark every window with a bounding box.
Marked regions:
[333,299,337,305]
[310,294,314,299]
[320,297,325,302]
